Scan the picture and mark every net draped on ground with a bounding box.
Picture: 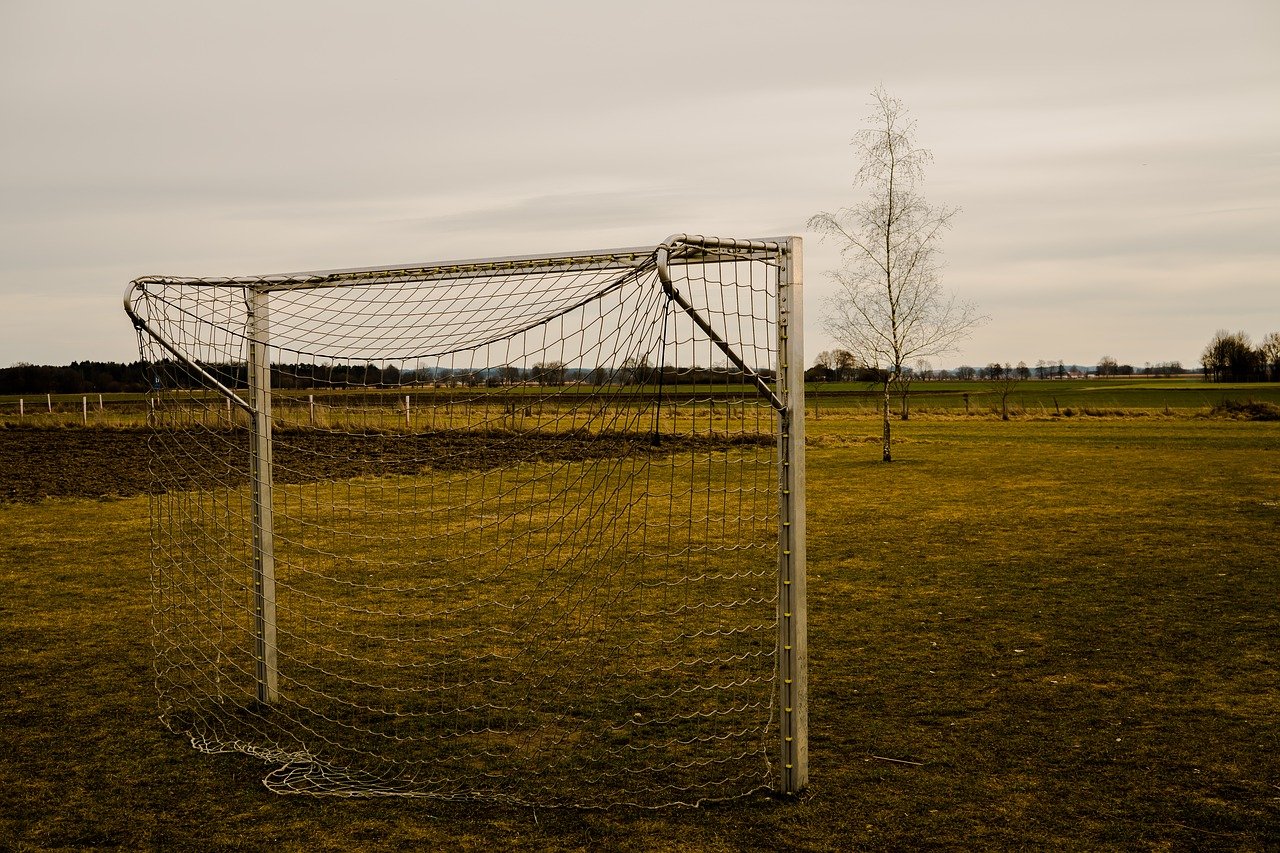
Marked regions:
[127,237,799,806]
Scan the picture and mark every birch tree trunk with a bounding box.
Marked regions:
[881,378,892,462]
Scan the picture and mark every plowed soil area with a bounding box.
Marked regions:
[0,426,769,503]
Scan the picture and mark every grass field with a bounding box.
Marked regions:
[2,408,1278,850]
[807,377,1280,418]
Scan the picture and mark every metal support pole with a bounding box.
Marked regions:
[247,287,279,704]
[777,236,808,794]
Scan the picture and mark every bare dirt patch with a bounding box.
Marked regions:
[0,426,769,503]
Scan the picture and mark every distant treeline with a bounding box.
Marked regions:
[0,361,154,394]
[11,332,1275,395]
[804,351,1188,383]
[807,333,1280,384]
[0,358,775,394]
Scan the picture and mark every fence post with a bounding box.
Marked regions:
[19,399,24,418]
[405,394,411,428]
[308,394,315,426]
[47,393,52,413]
[82,396,88,425]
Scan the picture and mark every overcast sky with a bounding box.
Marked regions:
[2,0,1276,370]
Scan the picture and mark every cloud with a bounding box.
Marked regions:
[1,0,1277,366]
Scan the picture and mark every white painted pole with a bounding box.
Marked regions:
[98,393,104,411]
[19,399,24,418]
[777,236,808,795]
[82,396,88,425]
[405,394,411,428]
[308,394,314,426]
[47,393,52,413]
[247,286,279,705]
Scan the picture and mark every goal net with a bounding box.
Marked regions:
[125,234,806,806]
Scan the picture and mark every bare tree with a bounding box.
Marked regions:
[1202,330,1260,382]
[620,355,652,386]
[501,364,524,386]
[993,362,1021,420]
[532,361,566,386]
[1259,331,1280,382]
[833,349,858,382]
[809,87,984,461]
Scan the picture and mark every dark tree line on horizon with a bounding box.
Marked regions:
[0,361,153,395]
[806,350,1189,383]
[4,328,1277,395]
[806,329,1280,385]
[0,357,774,395]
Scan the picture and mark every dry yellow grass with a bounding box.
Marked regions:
[2,413,1278,850]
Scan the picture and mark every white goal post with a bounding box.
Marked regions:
[124,233,806,806]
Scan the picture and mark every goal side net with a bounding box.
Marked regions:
[124,234,806,806]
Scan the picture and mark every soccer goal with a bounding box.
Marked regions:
[124,234,806,806]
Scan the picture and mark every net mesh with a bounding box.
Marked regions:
[128,237,795,806]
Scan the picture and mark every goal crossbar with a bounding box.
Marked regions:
[126,234,788,293]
